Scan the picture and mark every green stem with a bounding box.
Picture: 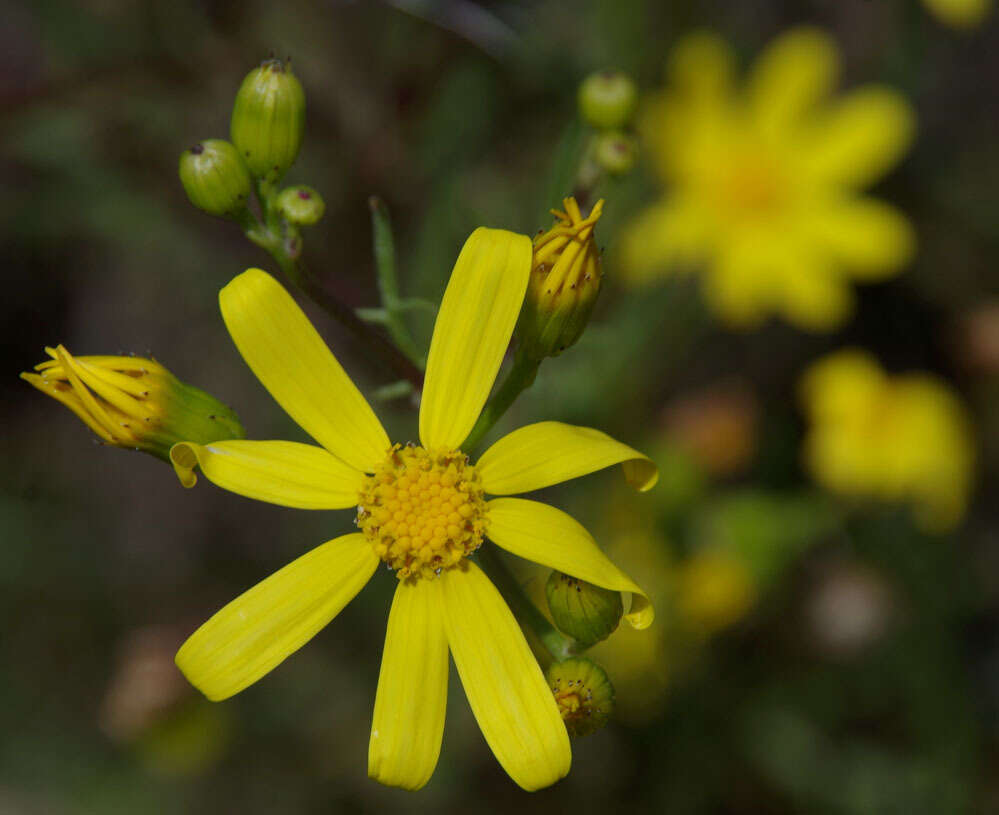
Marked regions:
[478,546,575,662]
[241,213,425,390]
[463,349,540,453]
[368,197,426,368]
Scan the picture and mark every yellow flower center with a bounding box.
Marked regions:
[708,145,787,218]
[357,444,487,581]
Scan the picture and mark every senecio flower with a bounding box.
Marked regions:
[170,228,657,791]
[800,350,974,532]
[21,347,244,458]
[621,28,916,331]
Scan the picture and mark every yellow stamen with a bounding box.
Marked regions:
[357,444,488,581]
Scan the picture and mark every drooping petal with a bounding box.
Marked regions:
[798,198,915,280]
[747,27,839,140]
[798,87,915,190]
[439,563,570,791]
[477,421,658,495]
[176,533,378,701]
[419,228,532,450]
[368,579,448,791]
[169,440,364,508]
[219,269,389,472]
[486,498,653,629]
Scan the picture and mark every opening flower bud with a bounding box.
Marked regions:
[593,131,638,175]
[230,58,306,184]
[275,185,325,226]
[518,198,604,361]
[578,70,638,130]
[545,570,623,646]
[21,346,245,464]
[178,139,252,217]
[546,658,615,737]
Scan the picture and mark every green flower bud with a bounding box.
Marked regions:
[546,658,615,737]
[517,198,604,361]
[230,58,306,184]
[593,131,638,175]
[578,70,638,130]
[178,139,252,217]
[275,185,325,226]
[545,570,623,646]
[21,346,245,465]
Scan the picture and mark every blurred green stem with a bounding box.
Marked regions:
[478,546,575,662]
[464,349,540,452]
[368,197,427,368]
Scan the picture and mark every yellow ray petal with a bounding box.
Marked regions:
[798,87,915,190]
[176,533,378,701]
[419,228,532,450]
[368,579,448,790]
[798,198,915,280]
[487,498,653,629]
[220,269,389,472]
[747,27,839,139]
[477,421,658,495]
[667,30,735,102]
[439,563,570,791]
[169,439,364,507]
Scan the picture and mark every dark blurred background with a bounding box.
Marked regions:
[3,1,999,812]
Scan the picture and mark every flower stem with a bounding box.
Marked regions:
[368,196,426,369]
[464,349,540,453]
[478,546,576,663]
[242,208,424,390]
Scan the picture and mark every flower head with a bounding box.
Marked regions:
[169,228,658,791]
[21,347,244,461]
[518,198,604,360]
[621,28,916,331]
[800,350,974,531]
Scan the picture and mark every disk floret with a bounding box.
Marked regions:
[357,444,487,580]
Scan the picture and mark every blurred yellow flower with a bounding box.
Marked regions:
[621,28,916,331]
[800,350,974,531]
[675,548,757,635]
[922,0,991,28]
[169,228,658,791]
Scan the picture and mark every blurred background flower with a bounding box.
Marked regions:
[800,349,974,531]
[620,27,915,331]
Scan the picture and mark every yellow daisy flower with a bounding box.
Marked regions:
[169,228,658,791]
[800,349,974,532]
[621,28,916,331]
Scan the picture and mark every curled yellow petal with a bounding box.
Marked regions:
[220,269,389,472]
[176,533,377,701]
[419,228,532,450]
[170,440,364,508]
[486,498,654,629]
[368,579,448,790]
[439,563,570,791]
[477,421,658,495]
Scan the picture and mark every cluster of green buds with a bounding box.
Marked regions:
[21,347,244,463]
[178,57,323,240]
[517,197,604,361]
[538,572,623,737]
[576,69,639,179]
